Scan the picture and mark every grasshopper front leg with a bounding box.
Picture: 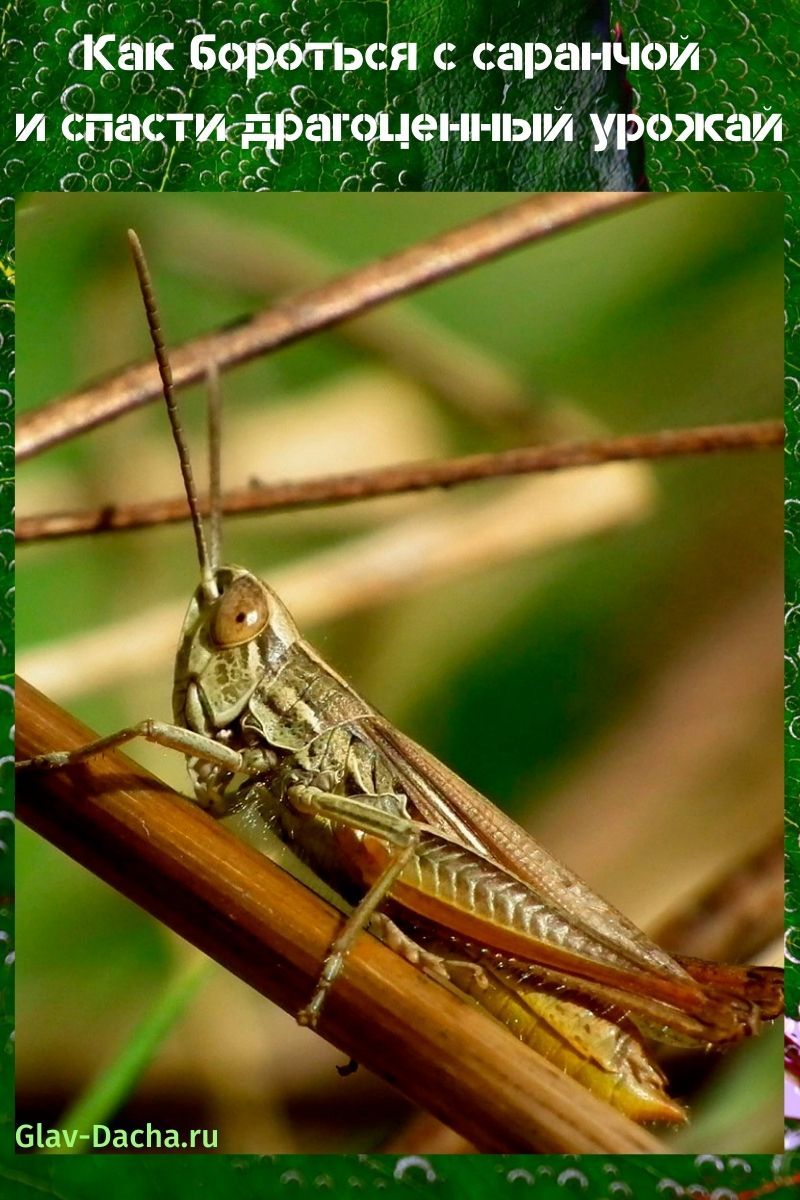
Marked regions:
[287,785,486,1027]
[16,720,269,778]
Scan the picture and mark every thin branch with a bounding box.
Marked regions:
[16,193,646,461]
[18,463,654,700]
[158,206,539,432]
[16,676,662,1155]
[17,419,781,543]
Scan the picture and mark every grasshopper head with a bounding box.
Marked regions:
[173,565,301,733]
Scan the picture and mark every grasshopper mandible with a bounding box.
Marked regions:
[18,231,783,1126]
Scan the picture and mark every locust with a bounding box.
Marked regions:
[18,231,783,1126]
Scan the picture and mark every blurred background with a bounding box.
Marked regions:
[16,193,783,1153]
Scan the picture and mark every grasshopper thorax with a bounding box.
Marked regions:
[173,566,301,734]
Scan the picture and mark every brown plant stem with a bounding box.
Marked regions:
[16,193,646,461]
[17,419,782,544]
[16,676,663,1154]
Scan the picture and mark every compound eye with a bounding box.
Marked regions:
[211,577,269,647]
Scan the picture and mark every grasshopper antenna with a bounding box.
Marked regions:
[206,361,223,572]
[127,229,217,601]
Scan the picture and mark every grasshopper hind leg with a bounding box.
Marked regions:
[284,783,488,1027]
[297,874,489,1030]
[297,836,419,1028]
[371,913,489,991]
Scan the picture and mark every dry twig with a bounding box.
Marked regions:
[16,193,645,461]
[16,676,662,1155]
[17,419,781,543]
[18,464,653,700]
[159,206,538,430]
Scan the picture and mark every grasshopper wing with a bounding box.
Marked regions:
[363,718,688,978]
[354,718,782,1042]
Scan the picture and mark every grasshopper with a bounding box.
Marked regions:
[18,231,783,1126]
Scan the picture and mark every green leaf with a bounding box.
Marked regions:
[2,1150,800,1196]
[4,1,635,191]
[53,958,213,1153]
[618,0,794,193]
[0,208,14,1156]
